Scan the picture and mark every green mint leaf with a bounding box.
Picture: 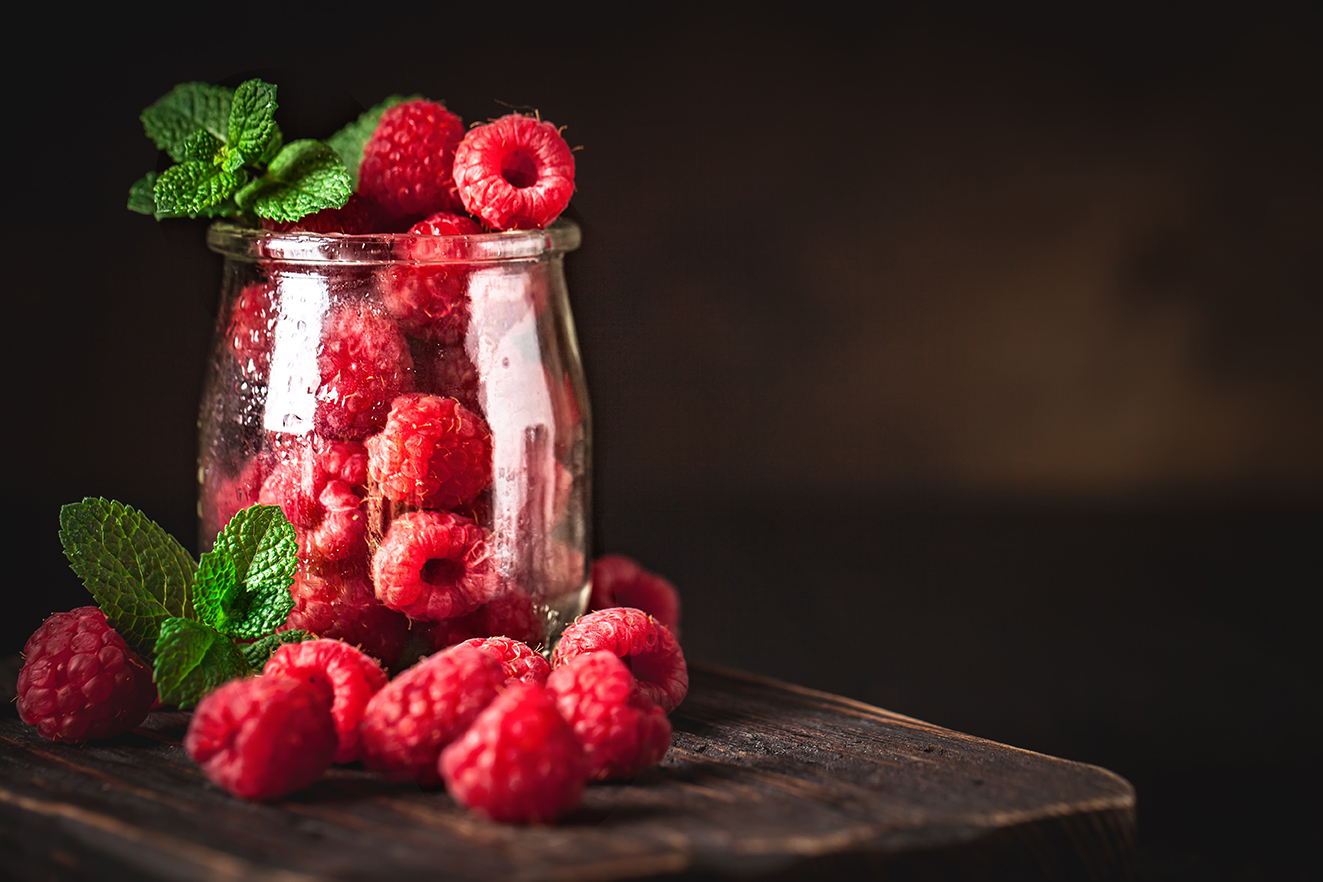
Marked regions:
[326,94,419,189]
[58,499,195,660]
[153,162,245,218]
[200,504,297,640]
[180,130,224,164]
[128,172,158,215]
[227,79,280,169]
[153,617,250,709]
[234,140,351,222]
[240,630,311,670]
[141,82,234,163]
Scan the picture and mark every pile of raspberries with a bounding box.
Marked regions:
[204,99,586,670]
[18,559,686,824]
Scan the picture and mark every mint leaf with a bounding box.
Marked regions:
[153,161,245,218]
[226,79,280,170]
[153,618,250,709]
[235,140,351,222]
[180,130,224,164]
[128,172,158,215]
[240,630,311,670]
[59,499,195,660]
[141,82,233,163]
[199,504,297,640]
[326,94,418,188]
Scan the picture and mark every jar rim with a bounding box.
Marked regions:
[206,218,581,265]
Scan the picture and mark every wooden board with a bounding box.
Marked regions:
[0,663,1135,880]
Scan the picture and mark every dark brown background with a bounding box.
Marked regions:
[5,4,1320,879]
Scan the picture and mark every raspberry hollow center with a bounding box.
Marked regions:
[421,557,464,587]
[500,150,539,188]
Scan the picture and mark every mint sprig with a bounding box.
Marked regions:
[58,498,303,708]
[130,78,350,224]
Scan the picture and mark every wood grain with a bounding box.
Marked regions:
[0,663,1135,880]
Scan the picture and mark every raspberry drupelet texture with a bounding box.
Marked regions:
[283,566,411,670]
[185,675,337,801]
[372,510,499,621]
[366,394,493,511]
[453,114,576,230]
[590,554,682,639]
[358,645,505,786]
[546,651,672,781]
[259,435,369,566]
[359,100,466,220]
[551,608,689,714]
[439,682,588,824]
[263,638,389,764]
[226,281,275,375]
[411,341,482,414]
[454,636,550,686]
[315,302,415,441]
[17,607,157,743]
[382,213,484,344]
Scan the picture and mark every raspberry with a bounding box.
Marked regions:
[263,638,388,764]
[358,645,504,786]
[184,675,337,801]
[454,636,550,686]
[261,193,390,234]
[282,566,410,670]
[453,114,576,230]
[382,213,484,344]
[371,510,498,621]
[365,394,493,510]
[589,555,682,639]
[416,586,543,654]
[546,651,671,781]
[226,281,275,375]
[412,341,482,415]
[439,682,587,824]
[259,435,369,565]
[359,100,466,220]
[315,302,415,441]
[16,607,157,743]
[551,608,688,714]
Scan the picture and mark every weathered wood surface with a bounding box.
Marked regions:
[0,663,1135,880]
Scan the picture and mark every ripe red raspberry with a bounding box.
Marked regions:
[261,193,391,234]
[417,585,543,654]
[453,114,576,230]
[359,100,466,220]
[16,607,156,743]
[551,608,688,714]
[358,645,504,786]
[454,636,550,686]
[546,651,671,781]
[226,281,275,375]
[282,565,411,670]
[315,302,415,441]
[185,675,337,801]
[382,213,484,344]
[412,341,482,415]
[263,638,388,764]
[259,435,369,565]
[439,682,587,824]
[372,510,498,621]
[365,394,493,510]
[590,555,682,639]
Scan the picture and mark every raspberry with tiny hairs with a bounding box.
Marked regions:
[315,302,415,441]
[552,608,688,714]
[371,510,498,621]
[263,638,389,764]
[454,636,550,686]
[359,99,466,220]
[453,114,575,230]
[365,394,493,511]
[17,607,157,743]
[439,682,588,823]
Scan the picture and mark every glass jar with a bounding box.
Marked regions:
[198,220,590,669]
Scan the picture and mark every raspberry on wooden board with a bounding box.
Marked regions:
[185,675,337,801]
[453,636,551,686]
[263,638,389,764]
[552,608,689,714]
[453,114,576,230]
[590,554,682,638]
[16,607,157,743]
[439,682,588,824]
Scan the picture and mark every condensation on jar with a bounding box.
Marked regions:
[198,221,590,671]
